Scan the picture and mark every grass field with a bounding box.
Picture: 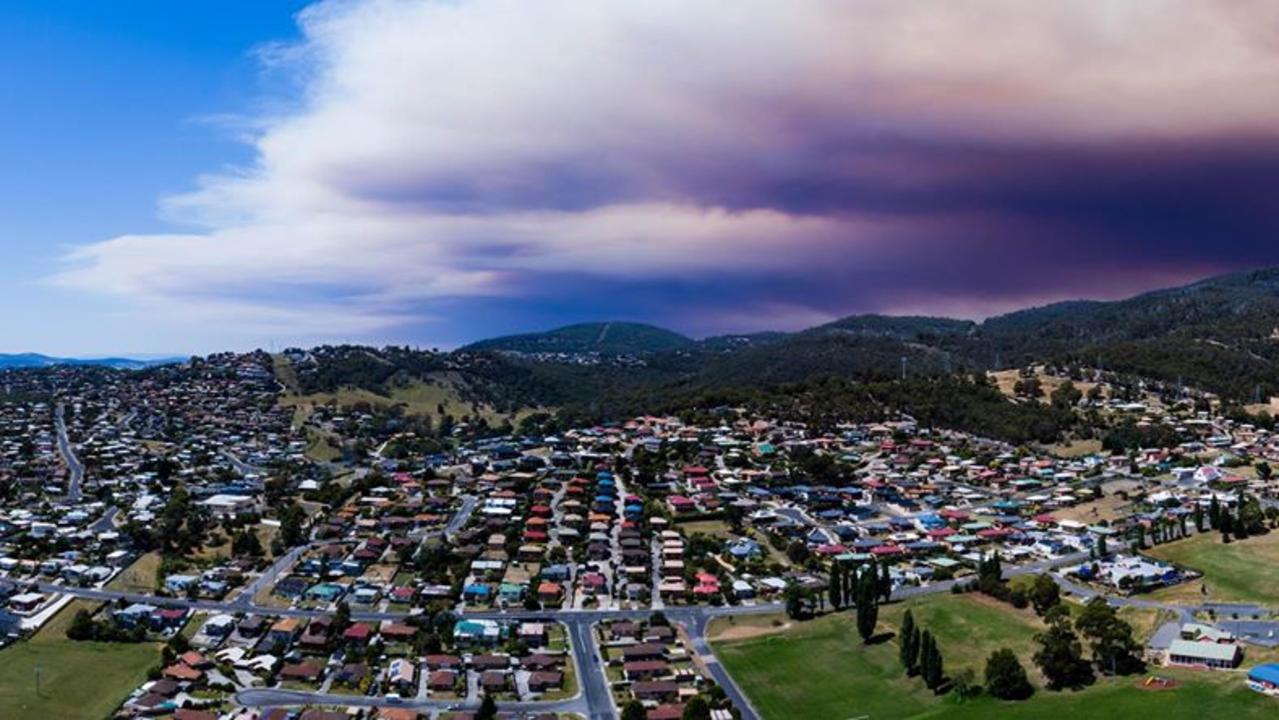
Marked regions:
[108,552,161,593]
[0,600,160,719]
[713,593,1278,720]
[1145,531,1279,605]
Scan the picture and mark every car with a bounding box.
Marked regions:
[386,692,403,703]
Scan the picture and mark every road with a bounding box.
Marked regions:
[444,494,478,539]
[222,450,264,478]
[54,403,85,501]
[88,506,120,534]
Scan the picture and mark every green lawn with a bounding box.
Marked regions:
[0,602,160,719]
[1145,531,1279,605]
[713,593,1278,720]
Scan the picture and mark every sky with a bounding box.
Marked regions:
[4,0,1279,356]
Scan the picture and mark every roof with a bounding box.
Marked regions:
[1249,663,1279,685]
[1168,639,1239,662]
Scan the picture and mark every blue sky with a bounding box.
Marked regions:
[0,1,307,354]
[3,1,1278,356]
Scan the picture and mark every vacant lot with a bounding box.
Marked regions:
[713,593,1275,720]
[0,601,159,719]
[1146,531,1279,605]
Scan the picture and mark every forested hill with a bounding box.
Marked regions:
[286,266,1279,426]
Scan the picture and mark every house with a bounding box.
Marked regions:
[1167,639,1241,669]
[162,663,203,682]
[623,643,666,662]
[267,617,302,647]
[454,618,502,645]
[479,670,507,692]
[280,660,325,683]
[300,617,332,648]
[632,680,680,702]
[528,671,563,692]
[424,654,462,670]
[427,670,458,692]
[385,658,415,689]
[8,593,44,613]
[624,660,669,681]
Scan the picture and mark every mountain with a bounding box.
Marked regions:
[0,353,182,370]
[461,321,694,355]
[294,267,1279,420]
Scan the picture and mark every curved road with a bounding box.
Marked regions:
[55,403,85,501]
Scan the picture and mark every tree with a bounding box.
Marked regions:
[899,609,919,675]
[855,566,879,643]
[1051,381,1082,409]
[1013,376,1043,400]
[476,693,498,720]
[986,648,1033,700]
[951,668,980,701]
[828,562,844,610]
[1096,534,1108,558]
[920,631,944,691]
[1033,616,1093,690]
[784,584,809,620]
[1258,461,1272,480]
[879,561,893,602]
[682,696,712,720]
[1074,597,1144,676]
[232,528,263,557]
[1029,574,1061,617]
[1194,504,1205,532]
[66,609,96,641]
[918,629,935,687]
[621,700,648,720]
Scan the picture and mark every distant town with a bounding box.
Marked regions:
[1,344,1279,720]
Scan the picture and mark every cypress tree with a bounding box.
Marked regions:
[856,566,880,643]
[899,609,918,674]
[828,562,843,610]
[919,630,935,688]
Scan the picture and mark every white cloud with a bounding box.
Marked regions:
[53,0,1279,339]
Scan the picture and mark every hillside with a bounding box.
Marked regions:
[461,321,693,355]
[278,267,1279,435]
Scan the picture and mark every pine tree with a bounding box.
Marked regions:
[880,561,892,602]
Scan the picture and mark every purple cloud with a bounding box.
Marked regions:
[51,0,1279,344]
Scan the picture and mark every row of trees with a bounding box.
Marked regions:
[899,610,946,692]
